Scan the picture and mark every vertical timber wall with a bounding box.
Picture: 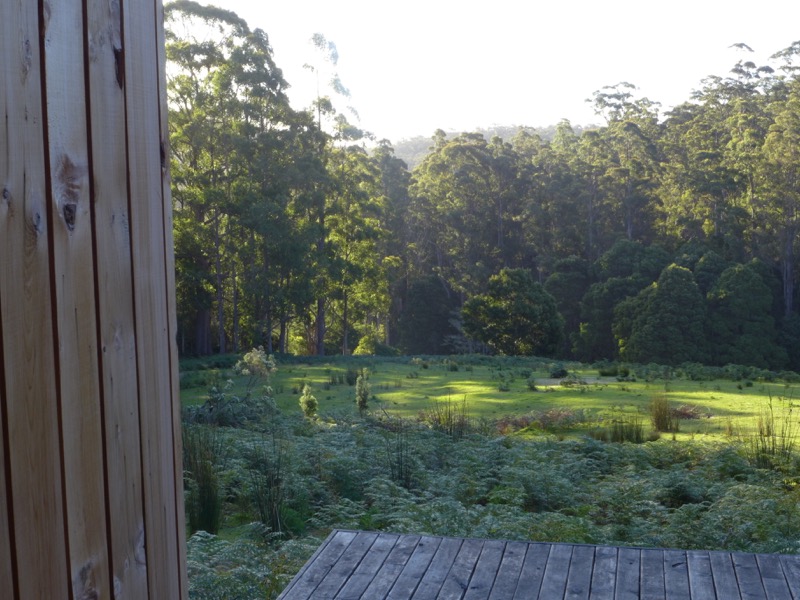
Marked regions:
[0,0,187,598]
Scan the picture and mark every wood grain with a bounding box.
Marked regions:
[0,1,70,597]
[122,0,183,596]
[44,0,112,597]
[279,533,800,600]
[85,0,151,595]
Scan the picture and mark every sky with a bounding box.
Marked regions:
[214,0,800,143]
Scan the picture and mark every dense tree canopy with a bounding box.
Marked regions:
[166,4,800,370]
[462,269,563,356]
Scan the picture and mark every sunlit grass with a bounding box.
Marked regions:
[180,356,800,442]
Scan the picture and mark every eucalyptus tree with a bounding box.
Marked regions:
[409,132,528,297]
[514,126,585,269]
[166,2,313,354]
[324,144,388,354]
[589,83,664,244]
[372,140,412,345]
[761,81,800,317]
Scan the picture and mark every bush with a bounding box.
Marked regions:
[183,425,224,534]
[299,384,318,418]
[419,397,470,440]
[355,370,370,414]
[550,365,569,378]
[650,394,677,432]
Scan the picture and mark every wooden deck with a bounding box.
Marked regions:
[277,530,800,599]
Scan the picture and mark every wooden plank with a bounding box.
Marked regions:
[334,532,402,599]
[538,543,573,599]
[614,547,641,600]
[360,534,421,598]
[778,554,800,599]
[565,544,595,600]
[281,530,358,599]
[0,22,19,584]
[0,1,71,597]
[411,536,464,598]
[514,543,552,599]
[640,548,666,599]
[464,539,506,599]
[278,530,342,599]
[488,541,528,600]
[387,535,442,599]
[85,0,151,595]
[732,553,768,599]
[439,538,484,599]
[687,551,717,600]
[122,0,183,596]
[664,550,690,599]
[312,531,379,598]
[756,554,793,600]
[590,545,618,599]
[0,316,14,600]
[154,0,189,592]
[709,551,742,600]
[44,1,113,598]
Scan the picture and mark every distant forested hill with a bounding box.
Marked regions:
[392,123,595,168]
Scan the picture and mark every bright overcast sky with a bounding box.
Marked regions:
[213,0,799,142]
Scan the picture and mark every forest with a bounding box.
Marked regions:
[166,1,800,372]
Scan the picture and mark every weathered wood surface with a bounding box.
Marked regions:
[0,0,185,597]
[278,530,800,600]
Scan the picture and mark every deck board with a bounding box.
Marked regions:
[278,530,800,599]
[709,551,742,600]
[640,548,666,599]
[512,542,549,599]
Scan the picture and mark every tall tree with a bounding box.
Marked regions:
[462,268,563,356]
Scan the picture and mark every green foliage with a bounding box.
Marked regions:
[248,432,293,536]
[183,425,224,534]
[650,394,678,432]
[397,276,459,355]
[183,379,278,428]
[182,385,800,597]
[355,370,370,414]
[298,384,318,419]
[739,397,798,469]
[707,264,787,369]
[462,268,564,356]
[615,265,708,365]
[419,397,471,440]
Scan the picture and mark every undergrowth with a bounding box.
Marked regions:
[181,355,800,599]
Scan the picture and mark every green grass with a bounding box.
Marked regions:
[179,355,800,442]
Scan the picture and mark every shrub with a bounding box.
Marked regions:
[609,417,645,443]
[249,434,289,535]
[550,365,569,378]
[420,397,470,440]
[355,370,370,414]
[650,394,677,432]
[740,397,798,469]
[183,425,224,534]
[299,384,318,418]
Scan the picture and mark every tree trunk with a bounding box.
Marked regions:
[784,224,796,317]
[214,210,226,353]
[342,290,349,354]
[195,309,212,355]
[232,263,240,352]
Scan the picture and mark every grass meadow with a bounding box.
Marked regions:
[180,354,799,443]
